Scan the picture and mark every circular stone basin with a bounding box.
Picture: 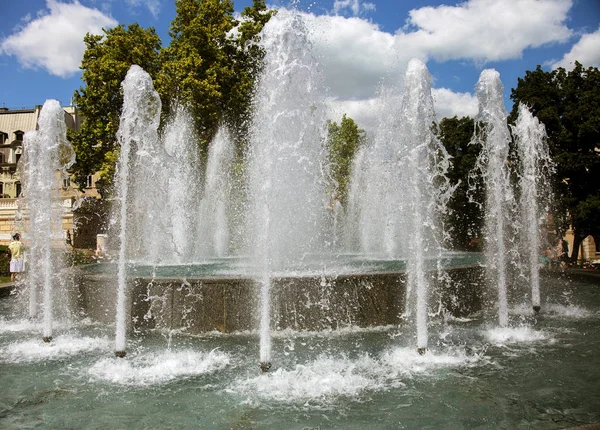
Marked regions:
[78,251,484,278]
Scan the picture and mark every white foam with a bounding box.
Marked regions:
[380,346,480,375]
[485,326,549,345]
[0,335,112,363]
[88,348,230,386]
[228,354,384,404]
[0,317,40,333]
[543,303,593,318]
[228,347,481,404]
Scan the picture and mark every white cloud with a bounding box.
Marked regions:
[550,27,600,70]
[305,14,397,101]
[431,88,479,120]
[332,0,376,17]
[125,0,162,18]
[0,0,117,78]
[397,0,573,63]
[299,0,573,105]
[328,97,381,131]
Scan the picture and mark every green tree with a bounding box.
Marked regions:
[435,116,485,251]
[70,24,162,195]
[327,114,366,205]
[510,62,600,263]
[155,0,275,152]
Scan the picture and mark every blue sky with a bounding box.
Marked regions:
[1,0,599,128]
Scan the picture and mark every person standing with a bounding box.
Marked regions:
[8,233,24,282]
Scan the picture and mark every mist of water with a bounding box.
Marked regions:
[198,126,234,257]
[114,65,162,355]
[513,102,554,310]
[473,69,515,327]
[20,99,75,341]
[244,10,329,366]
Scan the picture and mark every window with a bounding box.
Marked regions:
[594,235,600,253]
[14,131,24,141]
[0,153,3,164]
[63,177,71,189]
[15,182,21,197]
[0,132,7,144]
[0,182,3,197]
[86,175,93,188]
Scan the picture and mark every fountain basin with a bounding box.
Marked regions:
[75,255,485,334]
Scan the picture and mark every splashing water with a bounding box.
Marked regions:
[512,103,554,311]
[245,10,329,367]
[198,126,235,257]
[163,106,202,262]
[473,70,515,327]
[20,99,75,341]
[114,65,162,355]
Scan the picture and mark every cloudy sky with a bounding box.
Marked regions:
[0,0,599,130]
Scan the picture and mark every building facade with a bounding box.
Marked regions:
[0,105,100,246]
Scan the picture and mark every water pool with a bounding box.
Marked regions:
[1,273,598,429]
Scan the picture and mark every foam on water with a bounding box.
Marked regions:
[228,354,386,404]
[88,348,230,386]
[0,335,111,363]
[484,326,549,345]
[0,317,41,333]
[542,303,594,318]
[379,346,481,375]
[228,346,482,405]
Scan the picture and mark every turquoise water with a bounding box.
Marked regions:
[0,274,598,429]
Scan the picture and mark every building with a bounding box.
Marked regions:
[0,105,100,246]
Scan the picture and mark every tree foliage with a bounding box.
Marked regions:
[435,116,485,251]
[509,62,600,262]
[327,114,365,205]
[70,24,161,194]
[71,1,275,194]
[155,0,274,151]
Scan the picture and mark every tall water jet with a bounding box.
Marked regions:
[20,99,75,341]
[347,83,404,256]
[113,65,162,357]
[513,103,554,313]
[245,10,329,370]
[473,70,515,327]
[198,126,234,257]
[163,106,201,262]
[398,59,452,353]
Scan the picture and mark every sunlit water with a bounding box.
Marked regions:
[1,275,598,429]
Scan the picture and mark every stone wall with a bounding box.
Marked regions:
[76,266,485,334]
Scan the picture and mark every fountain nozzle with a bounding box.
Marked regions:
[260,362,272,373]
[115,351,127,358]
[533,306,541,313]
[417,347,426,355]
[42,336,52,343]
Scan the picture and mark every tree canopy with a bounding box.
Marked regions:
[70,23,162,194]
[71,0,275,195]
[327,114,366,205]
[509,62,600,262]
[435,116,484,251]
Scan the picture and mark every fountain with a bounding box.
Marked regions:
[18,99,75,343]
[244,11,329,370]
[472,69,515,327]
[512,103,554,313]
[2,9,599,429]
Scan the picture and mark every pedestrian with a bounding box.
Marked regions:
[8,233,24,282]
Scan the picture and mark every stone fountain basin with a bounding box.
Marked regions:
[75,253,485,334]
